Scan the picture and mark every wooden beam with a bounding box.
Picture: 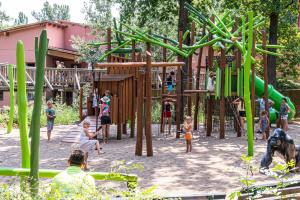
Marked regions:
[135,71,144,156]
[194,26,205,130]
[44,75,53,90]
[262,30,270,138]
[184,90,208,93]
[160,39,167,133]
[130,39,136,138]
[79,88,83,121]
[220,47,226,139]
[145,45,153,157]
[206,17,214,137]
[93,62,185,68]
[187,21,195,116]
[176,31,183,138]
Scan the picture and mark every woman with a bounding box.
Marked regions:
[100,96,111,143]
[80,120,101,170]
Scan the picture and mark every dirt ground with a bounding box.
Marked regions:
[1,123,300,196]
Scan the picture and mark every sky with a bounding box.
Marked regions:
[1,0,119,24]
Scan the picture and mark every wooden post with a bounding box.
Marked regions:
[236,34,242,137]
[145,43,153,156]
[262,30,270,138]
[251,31,256,132]
[117,82,123,140]
[123,123,127,134]
[187,22,195,116]
[220,48,226,139]
[176,31,183,138]
[130,39,136,138]
[160,39,167,133]
[194,26,205,130]
[206,18,214,137]
[79,88,83,121]
[135,71,144,156]
[107,28,112,62]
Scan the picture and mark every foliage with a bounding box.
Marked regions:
[0,101,79,129]
[0,161,159,199]
[277,78,300,90]
[31,1,70,22]
[152,100,161,124]
[82,0,113,32]
[0,2,10,29]
[14,12,28,25]
[71,36,104,64]
[229,155,297,199]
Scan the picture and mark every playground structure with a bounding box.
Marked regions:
[0,3,298,197]
[81,3,296,158]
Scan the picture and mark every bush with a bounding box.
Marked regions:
[0,102,79,129]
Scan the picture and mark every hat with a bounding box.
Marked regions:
[101,96,110,103]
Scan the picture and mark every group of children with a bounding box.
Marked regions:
[232,95,290,141]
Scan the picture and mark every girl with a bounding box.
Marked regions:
[280,97,290,132]
[80,120,101,170]
[233,97,246,133]
[100,96,111,143]
[259,111,269,140]
[184,116,193,153]
[162,98,175,134]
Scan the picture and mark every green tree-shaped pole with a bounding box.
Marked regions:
[7,64,14,134]
[29,30,48,196]
[243,11,254,156]
[16,41,30,168]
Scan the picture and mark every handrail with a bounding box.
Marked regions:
[0,167,138,189]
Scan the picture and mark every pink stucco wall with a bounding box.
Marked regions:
[0,26,45,64]
[46,24,65,49]
[62,22,95,50]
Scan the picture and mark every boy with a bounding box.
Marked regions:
[280,97,290,132]
[46,101,55,141]
[51,149,95,197]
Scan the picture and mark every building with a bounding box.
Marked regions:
[0,20,95,107]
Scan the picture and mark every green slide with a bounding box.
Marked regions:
[253,75,296,123]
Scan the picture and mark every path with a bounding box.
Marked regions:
[1,123,300,196]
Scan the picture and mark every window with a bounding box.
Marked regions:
[26,63,35,67]
[0,91,3,101]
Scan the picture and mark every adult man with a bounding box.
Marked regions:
[51,149,96,197]
[256,94,274,114]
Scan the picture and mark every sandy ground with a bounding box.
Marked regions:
[1,123,300,196]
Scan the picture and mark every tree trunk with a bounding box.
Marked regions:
[267,12,279,87]
[178,0,191,119]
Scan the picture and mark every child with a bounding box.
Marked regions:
[46,101,55,141]
[166,71,175,93]
[100,96,111,143]
[184,116,193,153]
[162,98,175,134]
[233,97,245,133]
[259,111,269,140]
[280,97,290,132]
[80,120,101,170]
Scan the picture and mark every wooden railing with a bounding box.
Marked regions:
[0,64,106,90]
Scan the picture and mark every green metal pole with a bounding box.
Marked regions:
[244,11,254,156]
[29,30,48,196]
[16,41,30,168]
[7,64,14,134]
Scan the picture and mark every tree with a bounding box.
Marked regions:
[14,12,28,25]
[223,0,298,87]
[31,1,70,22]
[0,2,10,29]
[83,0,113,31]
